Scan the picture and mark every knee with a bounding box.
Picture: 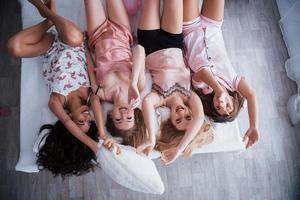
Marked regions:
[7,36,22,57]
[64,29,84,47]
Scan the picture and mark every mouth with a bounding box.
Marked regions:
[176,105,185,113]
[119,107,128,112]
[83,110,89,114]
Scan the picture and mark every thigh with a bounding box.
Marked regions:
[84,0,107,35]
[138,0,160,30]
[201,0,225,22]
[161,0,183,34]
[8,32,54,58]
[106,0,131,32]
[183,0,200,22]
[22,33,54,57]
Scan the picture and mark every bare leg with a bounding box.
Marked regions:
[84,0,107,36]
[6,1,57,57]
[138,0,160,30]
[7,19,54,57]
[201,0,225,21]
[183,0,200,22]
[29,0,83,46]
[161,0,183,34]
[106,0,131,32]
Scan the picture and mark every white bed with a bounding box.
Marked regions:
[16,0,245,173]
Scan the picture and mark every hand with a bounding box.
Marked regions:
[102,137,121,155]
[243,127,259,149]
[214,90,231,107]
[128,83,140,109]
[136,140,155,156]
[161,147,180,165]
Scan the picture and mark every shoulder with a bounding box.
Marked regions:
[143,92,164,107]
[48,93,65,108]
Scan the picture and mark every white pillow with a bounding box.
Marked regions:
[97,142,165,194]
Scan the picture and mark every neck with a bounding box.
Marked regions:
[114,86,129,106]
[68,96,83,113]
[166,95,184,109]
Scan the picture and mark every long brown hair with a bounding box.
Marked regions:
[194,89,245,123]
[156,119,213,157]
[106,108,147,148]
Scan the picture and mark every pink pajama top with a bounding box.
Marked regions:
[146,48,192,98]
[183,16,243,95]
[89,20,133,87]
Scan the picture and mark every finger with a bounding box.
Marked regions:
[109,143,114,151]
[246,139,254,149]
[104,139,110,146]
[136,147,143,155]
[116,146,121,155]
[144,148,150,156]
[160,155,167,162]
[107,142,113,150]
[243,135,249,142]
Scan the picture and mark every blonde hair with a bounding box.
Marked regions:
[156,120,214,157]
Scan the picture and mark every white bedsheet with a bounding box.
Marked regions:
[16,0,245,173]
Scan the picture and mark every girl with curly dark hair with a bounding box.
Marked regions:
[36,121,98,177]
[7,0,119,176]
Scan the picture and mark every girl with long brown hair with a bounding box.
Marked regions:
[183,0,259,148]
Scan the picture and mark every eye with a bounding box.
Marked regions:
[176,118,182,124]
[115,118,121,122]
[127,117,132,120]
[185,115,192,121]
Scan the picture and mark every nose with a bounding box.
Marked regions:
[119,108,129,114]
[219,101,226,110]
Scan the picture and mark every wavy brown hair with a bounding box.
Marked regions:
[194,89,245,123]
[106,108,147,148]
[36,120,99,178]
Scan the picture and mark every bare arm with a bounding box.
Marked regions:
[137,92,163,155]
[128,45,146,108]
[193,67,224,94]
[90,94,107,139]
[90,94,121,153]
[85,47,98,94]
[238,78,259,148]
[48,96,98,154]
[131,44,146,90]
[161,92,204,164]
[177,92,204,153]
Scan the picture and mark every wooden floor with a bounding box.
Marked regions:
[1,0,300,199]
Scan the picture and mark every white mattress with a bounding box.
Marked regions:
[16,0,245,173]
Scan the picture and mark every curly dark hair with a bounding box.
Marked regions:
[36,120,99,178]
[195,88,245,123]
[106,108,147,148]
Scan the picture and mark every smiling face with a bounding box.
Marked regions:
[213,94,234,116]
[70,105,91,133]
[110,105,135,131]
[170,104,192,131]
